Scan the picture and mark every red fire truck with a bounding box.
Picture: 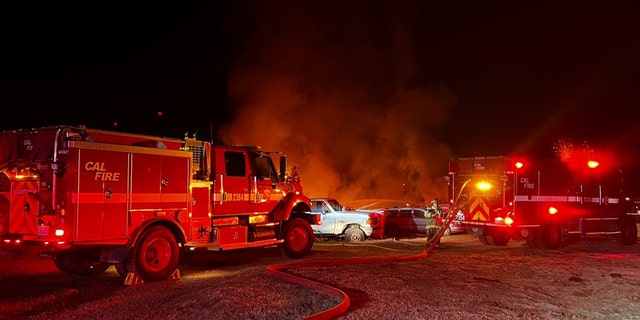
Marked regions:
[0,125,316,284]
[446,151,639,249]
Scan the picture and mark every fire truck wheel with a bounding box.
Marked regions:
[478,229,495,245]
[127,226,180,282]
[281,218,314,259]
[491,229,510,246]
[344,227,366,242]
[617,217,638,246]
[53,252,75,275]
[53,249,110,278]
[541,223,562,249]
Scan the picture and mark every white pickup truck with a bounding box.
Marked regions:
[309,197,380,242]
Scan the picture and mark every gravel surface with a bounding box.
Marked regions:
[2,233,640,319]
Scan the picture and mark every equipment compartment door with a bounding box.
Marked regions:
[131,153,190,211]
[76,149,128,240]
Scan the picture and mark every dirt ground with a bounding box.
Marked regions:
[308,234,640,319]
[1,233,640,319]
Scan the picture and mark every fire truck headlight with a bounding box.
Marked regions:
[55,229,64,237]
[548,206,558,215]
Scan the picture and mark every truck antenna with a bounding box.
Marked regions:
[210,122,215,144]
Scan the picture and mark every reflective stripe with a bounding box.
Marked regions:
[514,195,619,203]
[469,196,489,221]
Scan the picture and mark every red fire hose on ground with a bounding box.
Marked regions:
[265,211,455,320]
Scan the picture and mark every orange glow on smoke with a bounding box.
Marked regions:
[216,8,455,204]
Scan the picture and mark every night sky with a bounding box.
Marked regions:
[2,1,640,200]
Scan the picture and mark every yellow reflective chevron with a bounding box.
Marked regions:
[469,196,489,221]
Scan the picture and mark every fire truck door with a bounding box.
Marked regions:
[251,155,283,212]
[212,149,252,216]
[76,149,128,240]
[190,185,211,241]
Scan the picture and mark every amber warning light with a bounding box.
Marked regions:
[476,181,492,191]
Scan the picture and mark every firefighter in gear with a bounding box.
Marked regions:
[425,199,442,247]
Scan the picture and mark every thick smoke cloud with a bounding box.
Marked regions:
[219,1,455,206]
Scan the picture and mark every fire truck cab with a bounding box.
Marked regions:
[447,154,639,249]
[0,125,315,283]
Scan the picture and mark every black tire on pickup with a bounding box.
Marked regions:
[344,226,366,242]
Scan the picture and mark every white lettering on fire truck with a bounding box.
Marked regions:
[84,161,120,182]
[519,177,534,190]
[23,139,34,151]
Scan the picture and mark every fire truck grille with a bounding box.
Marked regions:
[190,145,203,166]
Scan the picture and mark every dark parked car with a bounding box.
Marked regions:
[384,207,429,238]
[384,206,467,239]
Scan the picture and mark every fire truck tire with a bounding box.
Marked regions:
[542,223,562,249]
[344,227,366,242]
[53,249,110,278]
[491,229,510,246]
[281,218,314,259]
[617,217,638,246]
[477,228,509,246]
[127,225,180,282]
[478,231,494,245]
[478,230,493,246]
[527,223,561,249]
